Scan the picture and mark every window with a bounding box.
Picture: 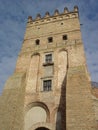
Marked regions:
[45,54,52,63]
[63,35,67,40]
[35,39,40,45]
[48,37,53,43]
[43,80,52,91]
[43,53,53,66]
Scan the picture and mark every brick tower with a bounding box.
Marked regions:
[0,6,97,130]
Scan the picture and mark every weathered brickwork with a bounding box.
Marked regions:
[0,6,97,130]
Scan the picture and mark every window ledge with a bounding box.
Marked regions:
[43,62,54,66]
[41,90,53,93]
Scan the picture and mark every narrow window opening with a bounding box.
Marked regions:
[35,39,40,45]
[45,54,52,63]
[48,37,53,43]
[43,80,52,91]
[63,35,68,40]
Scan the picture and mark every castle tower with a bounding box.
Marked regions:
[0,6,97,130]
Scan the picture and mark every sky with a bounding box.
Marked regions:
[0,0,98,94]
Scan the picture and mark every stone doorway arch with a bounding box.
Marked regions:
[29,122,55,130]
[35,127,50,130]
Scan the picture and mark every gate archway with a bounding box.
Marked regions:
[35,127,50,130]
[29,122,54,130]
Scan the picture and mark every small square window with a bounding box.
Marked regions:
[45,54,52,63]
[43,80,52,91]
[35,39,40,45]
[63,35,67,40]
[48,37,53,43]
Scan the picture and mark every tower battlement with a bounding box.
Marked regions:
[27,6,79,25]
[24,5,80,47]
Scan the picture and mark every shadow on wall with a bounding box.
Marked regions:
[56,74,67,130]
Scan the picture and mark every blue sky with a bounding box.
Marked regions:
[0,0,98,94]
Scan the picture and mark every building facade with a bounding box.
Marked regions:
[0,6,97,130]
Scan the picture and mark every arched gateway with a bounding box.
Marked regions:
[29,122,54,130]
[35,127,50,130]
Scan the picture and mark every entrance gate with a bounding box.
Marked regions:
[35,127,50,130]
